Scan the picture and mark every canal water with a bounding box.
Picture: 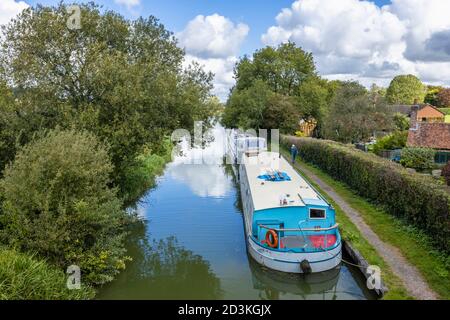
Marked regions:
[98,126,375,300]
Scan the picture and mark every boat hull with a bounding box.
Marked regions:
[246,234,342,274]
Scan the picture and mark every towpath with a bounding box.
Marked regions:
[285,154,438,300]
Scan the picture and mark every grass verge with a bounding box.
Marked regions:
[282,148,449,299]
[281,148,413,299]
[0,247,95,300]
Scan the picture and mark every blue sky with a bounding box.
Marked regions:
[3,0,450,98]
[25,0,392,55]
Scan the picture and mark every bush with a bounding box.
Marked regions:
[372,131,408,155]
[283,136,450,254]
[400,147,436,171]
[0,247,95,300]
[442,162,450,186]
[0,129,129,285]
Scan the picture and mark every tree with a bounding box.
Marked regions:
[234,42,317,95]
[262,94,300,133]
[295,77,331,125]
[223,42,319,132]
[0,3,214,198]
[393,112,411,131]
[0,130,128,285]
[424,85,444,106]
[322,81,393,143]
[222,80,273,130]
[437,88,450,107]
[386,75,426,104]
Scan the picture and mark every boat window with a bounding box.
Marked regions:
[309,208,326,219]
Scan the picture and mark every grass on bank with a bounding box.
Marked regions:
[282,148,449,299]
[0,247,95,300]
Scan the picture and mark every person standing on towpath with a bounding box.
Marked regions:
[290,144,298,164]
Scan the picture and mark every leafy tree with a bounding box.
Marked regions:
[295,77,331,124]
[400,147,436,171]
[234,42,316,95]
[386,74,426,104]
[437,88,450,107]
[262,93,300,133]
[222,80,273,130]
[322,81,393,143]
[393,112,411,131]
[424,85,444,106]
[0,3,214,198]
[223,43,320,132]
[0,130,128,285]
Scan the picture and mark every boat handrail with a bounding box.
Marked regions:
[258,223,339,232]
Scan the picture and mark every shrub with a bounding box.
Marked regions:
[442,162,450,186]
[400,147,436,171]
[372,131,408,155]
[0,129,129,285]
[0,247,95,300]
[283,136,450,254]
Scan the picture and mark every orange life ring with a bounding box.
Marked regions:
[265,229,279,248]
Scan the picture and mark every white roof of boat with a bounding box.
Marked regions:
[243,152,328,211]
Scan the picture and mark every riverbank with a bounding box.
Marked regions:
[281,147,448,299]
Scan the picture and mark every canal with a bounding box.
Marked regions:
[98,126,375,300]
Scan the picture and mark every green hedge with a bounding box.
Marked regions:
[283,136,450,254]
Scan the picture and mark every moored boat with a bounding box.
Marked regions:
[236,146,342,274]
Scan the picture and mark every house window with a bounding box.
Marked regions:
[309,208,326,219]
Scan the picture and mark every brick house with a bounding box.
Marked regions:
[407,105,450,150]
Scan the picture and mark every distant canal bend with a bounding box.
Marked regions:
[98,126,375,300]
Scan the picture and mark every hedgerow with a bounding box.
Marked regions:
[283,136,450,254]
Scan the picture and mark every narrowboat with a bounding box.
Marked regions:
[226,129,267,166]
[237,149,342,274]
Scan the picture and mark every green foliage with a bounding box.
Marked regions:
[321,81,393,143]
[400,147,436,171]
[0,247,95,300]
[386,74,426,104]
[122,139,172,205]
[0,130,129,285]
[442,162,450,186]
[283,137,450,254]
[393,112,411,131]
[234,42,316,95]
[437,88,450,108]
[424,85,444,106]
[223,43,320,132]
[372,131,408,155]
[0,3,214,201]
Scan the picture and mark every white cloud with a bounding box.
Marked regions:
[178,14,249,100]
[114,0,140,8]
[262,0,450,87]
[0,0,28,26]
[177,14,249,59]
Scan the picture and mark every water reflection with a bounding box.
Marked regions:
[169,126,231,198]
[98,222,223,300]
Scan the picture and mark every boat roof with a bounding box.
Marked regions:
[243,152,329,211]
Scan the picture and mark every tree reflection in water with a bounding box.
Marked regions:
[98,220,223,300]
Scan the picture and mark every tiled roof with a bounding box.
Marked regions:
[408,122,450,150]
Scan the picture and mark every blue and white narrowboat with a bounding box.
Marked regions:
[238,151,342,274]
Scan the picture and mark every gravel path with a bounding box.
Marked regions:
[289,158,438,300]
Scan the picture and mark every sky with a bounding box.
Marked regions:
[1,0,450,100]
